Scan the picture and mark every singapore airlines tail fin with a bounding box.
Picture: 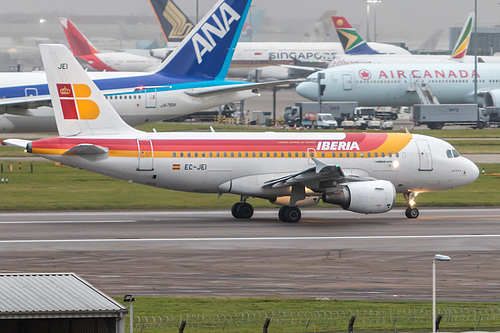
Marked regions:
[450,12,474,60]
[59,17,99,57]
[155,0,251,80]
[39,44,139,137]
[332,16,380,55]
[149,0,194,43]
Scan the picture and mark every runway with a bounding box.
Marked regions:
[1,208,500,301]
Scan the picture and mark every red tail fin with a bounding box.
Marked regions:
[59,17,99,57]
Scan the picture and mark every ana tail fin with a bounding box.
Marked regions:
[39,44,139,137]
[451,12,474,60]
[149,0,194,43]
[155,0,252,80]
[59,17,99,57]
[332,16,380,55]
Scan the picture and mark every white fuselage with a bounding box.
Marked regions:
[90,52,163,72]
[296,62,500,107]
[32,132,478,200]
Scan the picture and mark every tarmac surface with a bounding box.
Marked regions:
[1,208,500,301]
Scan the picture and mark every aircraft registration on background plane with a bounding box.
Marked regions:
[4,44,479,223]
[60,17,163,72]
[0,0,295,133]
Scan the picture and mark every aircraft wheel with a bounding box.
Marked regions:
[231,202,242,218]
[278,206,288,222]
[237,202,254,219]
[405,208,419,219]
[281,206,301,223]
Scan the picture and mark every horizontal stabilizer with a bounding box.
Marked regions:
[184,79,303,98]
[63,144,109,156]
[2,139,31,148]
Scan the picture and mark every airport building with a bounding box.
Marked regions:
[0,273,128,333]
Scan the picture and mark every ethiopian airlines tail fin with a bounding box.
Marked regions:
[39,44,139,137]
[450,12,474,60]
[155,0,251,80]
[149,0,194,43]
[59,17,99,57]
[332,16,380,55]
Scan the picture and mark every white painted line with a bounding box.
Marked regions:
[1,234,500,244]
[0,220,136,224]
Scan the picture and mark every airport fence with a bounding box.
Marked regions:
[128,307,500,332]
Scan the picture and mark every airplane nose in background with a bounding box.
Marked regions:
[296,82,316,101]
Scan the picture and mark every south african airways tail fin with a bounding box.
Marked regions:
[39,44,139,137]
[155,0,252,80]
[450,12,474,60]
[59,17,100,57]
[332,16,380,55]
[149,0,195,43]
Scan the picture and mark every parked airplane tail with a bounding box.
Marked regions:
[149,0,195,43]
[59,17,99,57]
[332,16,380,55]
[39,44,139,137]
[155,0,251,80]
[451,12,474,60]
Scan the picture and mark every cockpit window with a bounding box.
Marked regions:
[446,149,460,158]
[452,149,460,157]
[446,150,453,158]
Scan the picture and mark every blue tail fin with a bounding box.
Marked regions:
[149,0,194,43]
[155,0,252,80]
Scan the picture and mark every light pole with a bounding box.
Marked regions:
[366,0,381,42]
[433,254,451,333]
[124,295,135,333]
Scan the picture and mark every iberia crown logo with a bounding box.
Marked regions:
[56,83,100,120]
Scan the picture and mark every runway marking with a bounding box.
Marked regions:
[2,234,500,244]
[0,220,136,224]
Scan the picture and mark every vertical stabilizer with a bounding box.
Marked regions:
[39,44,139,137]
[451,12,474,60]
[149,0,195,43]
[332,16,380,55]
[155,0,252,80]
[59,17,99,56]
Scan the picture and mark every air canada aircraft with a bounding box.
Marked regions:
[0,0,294,133]
[4,44,479,223]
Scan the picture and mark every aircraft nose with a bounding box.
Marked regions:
[464,158,479,184]
[296,82,317,101]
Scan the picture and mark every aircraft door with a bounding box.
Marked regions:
[137,139,154,171]
[342,74,353,90]
[307,148,316,165]
[415,140,433,171]
[145,89,157,108]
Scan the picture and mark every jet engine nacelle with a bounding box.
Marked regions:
[322,180,396,214]
[247,66,291,81]
[482,89,500,107]
[270,196,320,207]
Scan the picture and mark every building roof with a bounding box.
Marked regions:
[0,273,128,319]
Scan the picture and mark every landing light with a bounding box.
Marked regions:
[409,198,415,207]
[393,160,400,169]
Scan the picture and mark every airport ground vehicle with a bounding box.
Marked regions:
[301,112,338,129]
[283,102,357,127]
[413,104,488,129]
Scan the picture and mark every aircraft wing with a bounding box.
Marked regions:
[184,79,303,98]
[0,95,51,108]
[264,158,373,189]
[282,65,324,75]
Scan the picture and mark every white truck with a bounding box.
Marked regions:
[413,104,489,129]
[283,102,357,127]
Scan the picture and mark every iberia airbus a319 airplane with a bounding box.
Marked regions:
[5,44,479,223]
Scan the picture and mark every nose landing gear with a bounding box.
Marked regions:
[404,192,419,219]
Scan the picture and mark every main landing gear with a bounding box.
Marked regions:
[404,192,419,219]
[231,200,254,219]
[278,206,301,223]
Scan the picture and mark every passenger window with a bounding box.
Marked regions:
[367,152,371,157]
[360,152,364,157]
[209,152,213,157]
[446,150,453,158]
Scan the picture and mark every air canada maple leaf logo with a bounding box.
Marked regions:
[359,69,371,80]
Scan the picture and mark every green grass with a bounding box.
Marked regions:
[112,297,500,332]
[0,160,497,210]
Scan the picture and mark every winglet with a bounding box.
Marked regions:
[332,16,380,55]
[451,12,474,60]
[149,0,195,43]
[39,44,140,137]
[155,0,252,80]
